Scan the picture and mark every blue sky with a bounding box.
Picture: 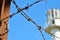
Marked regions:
[8,0,60,40]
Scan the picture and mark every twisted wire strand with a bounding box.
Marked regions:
[12,0,41,27]
[12,1,60,39]
[0,0,42,36]
[21,12,60,39]
[12,0,43,12]
[1,0,42,21]
[29,0,43,7]
[19,11,60,40]
[22,0,43,10]
[39,30,45,40]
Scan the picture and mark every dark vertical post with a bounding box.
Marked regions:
[0,0,3,26]
[0,0,11,40]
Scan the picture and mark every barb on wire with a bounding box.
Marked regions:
[1,11,18,21]
[29,0,43,7]
[12,0,43,12]
[20,12,40,27]
[22,0,43,10]
[20,12,45,40]
[21,12,32,21]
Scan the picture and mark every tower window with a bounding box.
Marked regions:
[52,20,54,24]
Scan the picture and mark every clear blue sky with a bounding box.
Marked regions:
[8,0,60,40]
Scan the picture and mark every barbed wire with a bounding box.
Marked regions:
[39,29,45,40]
[12,0,60,40]
[0,0,43,37]
[0,0,60,40]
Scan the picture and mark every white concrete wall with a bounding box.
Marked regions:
[55,19,60,26]
[46,9,60,40]
[53,31,60,40]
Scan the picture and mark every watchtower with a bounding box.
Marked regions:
[45,9,60,40]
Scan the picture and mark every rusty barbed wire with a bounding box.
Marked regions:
[0,0,60,40]
[12,0,60,40]
[1,0,42,21]
[12,0,45,40]
[39,29,45,40]
[0,0,43,37]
